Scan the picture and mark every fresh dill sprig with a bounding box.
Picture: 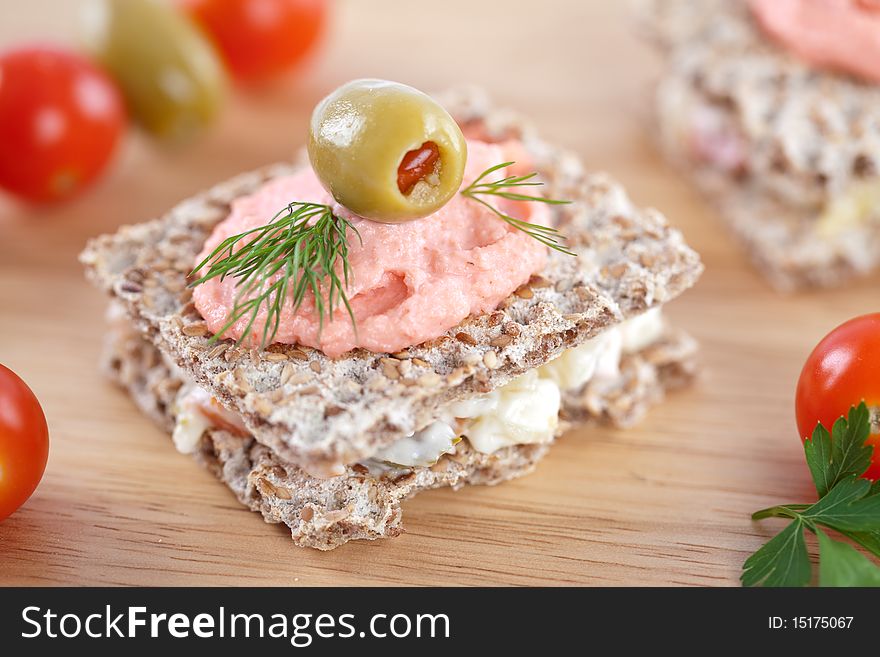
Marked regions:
[460,161,575,256]
[189,202,361,348]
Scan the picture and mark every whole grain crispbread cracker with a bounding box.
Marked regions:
[82,88,702,474]
[638,0,880,289]
[638,0,880,206]
[103,306,696,549]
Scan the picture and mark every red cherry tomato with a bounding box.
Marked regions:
[0,365,49,521]
[180,0,327,82]
[795,313,880,480]
[0,47,126,203]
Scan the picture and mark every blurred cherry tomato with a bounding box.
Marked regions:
[796,313,880,480]
[0,365,49,521]
[83,0,227,139]
[181,0,327,82]
[0,47,125,202]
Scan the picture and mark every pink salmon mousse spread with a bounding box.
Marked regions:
[749,0,880,84]
[193,139,551,357]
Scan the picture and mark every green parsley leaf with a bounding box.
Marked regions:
[744,403,880,587]
[741,520,811,587]
[804,403,873,497]
[802,476,880,533]
[837,529,880,560]
[804,421,834,498]
[817,528,880,587]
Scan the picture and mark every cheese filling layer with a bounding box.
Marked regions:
[172,309,665,476]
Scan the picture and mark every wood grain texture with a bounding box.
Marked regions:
[0,0,877,586]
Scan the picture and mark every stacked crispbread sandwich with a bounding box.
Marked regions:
[82,89,702,549]
[639,0,880,290]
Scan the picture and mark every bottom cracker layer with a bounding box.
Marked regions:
[103,317,697,550]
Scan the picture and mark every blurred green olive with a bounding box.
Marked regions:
[81,0,226,140]
[308,79,467,223]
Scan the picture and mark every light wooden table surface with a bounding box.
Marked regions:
[0,0,877,587]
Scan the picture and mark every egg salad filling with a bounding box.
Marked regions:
[817,181,880,238]
[172,308,665,478]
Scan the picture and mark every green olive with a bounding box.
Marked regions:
[81,0,226,140]
[308,79,467,223]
